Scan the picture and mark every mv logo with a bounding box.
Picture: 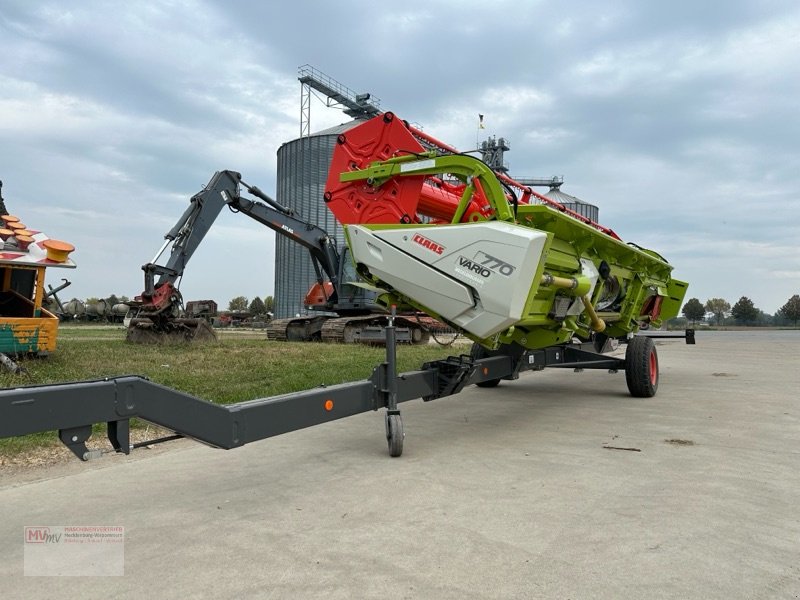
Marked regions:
[25,527,61,544]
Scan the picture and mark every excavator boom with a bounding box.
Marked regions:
[127,169,429,345]
[129,170,342,343]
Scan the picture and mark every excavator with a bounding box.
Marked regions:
[126,170,429,344]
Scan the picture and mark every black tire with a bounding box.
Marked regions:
[470,343,502,388]
[385,413,404,457]
[625,336,658,398]
[476,378,501,388]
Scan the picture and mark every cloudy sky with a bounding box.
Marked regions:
[1,0,798,314]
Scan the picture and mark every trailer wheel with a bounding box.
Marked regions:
[385,413,404,457]
[625,336,658,398]
[470,343,502,388]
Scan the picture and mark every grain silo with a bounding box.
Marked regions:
[273,121,362,318]
[544,184,600,223]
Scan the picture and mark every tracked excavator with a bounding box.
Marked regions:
[126,169,429,344]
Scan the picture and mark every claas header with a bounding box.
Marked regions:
[0,113,691,461]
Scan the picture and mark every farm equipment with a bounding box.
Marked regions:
[0,186,76,355]
[185,299,218,322]
[323,113,688,355]
[0,113,691,460]
[127,170,429,344]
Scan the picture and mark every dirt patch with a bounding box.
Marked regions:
[0,424,177,476]
[665,438,695,446]
[712,372,736,377]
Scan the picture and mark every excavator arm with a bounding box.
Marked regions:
[133,170,341,334]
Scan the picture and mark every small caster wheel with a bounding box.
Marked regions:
[385,413,404,457]
[476,378,501,388]
[625,336,658,398]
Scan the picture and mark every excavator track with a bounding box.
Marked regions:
[266,315,432,344]
[266,316,329,342]
[320,315,430,345]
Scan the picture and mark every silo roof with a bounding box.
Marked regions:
[544,187,598,210]
[279,120,366,152]
[311,120,365,137]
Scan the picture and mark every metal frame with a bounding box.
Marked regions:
[1,295,694,460]
[0,328,649,461]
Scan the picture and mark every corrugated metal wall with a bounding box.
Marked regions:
[544,188,600,223]
[274,124,354,318]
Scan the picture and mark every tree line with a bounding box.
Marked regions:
[227,295,274,317]
[681,294,800,327]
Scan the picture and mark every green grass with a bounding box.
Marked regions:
[56,324,126,339]
[1,331,462,456]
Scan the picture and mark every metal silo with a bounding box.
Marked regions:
[274,121,362,318]
[544,186,600,223]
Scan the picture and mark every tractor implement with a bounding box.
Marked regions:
[324,112,688,352]
[1,111,693,462]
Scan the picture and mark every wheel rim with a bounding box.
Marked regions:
[649,350,657,385]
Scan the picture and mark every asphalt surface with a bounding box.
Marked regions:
[1,331,798,598]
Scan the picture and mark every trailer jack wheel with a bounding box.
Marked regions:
[625,336,658,398]
[476,378,501,388]
[385,412,404,457]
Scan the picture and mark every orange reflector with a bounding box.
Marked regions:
[324,399,334,411]
[482,367,489,375]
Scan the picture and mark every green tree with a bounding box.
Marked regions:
[681,298,705,325]
[228,296,248,311]
[263,295,274,313]
[705,298,730,325]
[731,296,758,325]
[754,310,772,326]
[778,294,800,327]
[249,296,266,316]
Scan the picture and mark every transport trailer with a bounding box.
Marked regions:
[0,311,694,461]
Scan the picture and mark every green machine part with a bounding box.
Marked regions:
[338,151,688,351]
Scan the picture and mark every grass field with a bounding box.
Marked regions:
[0,326,462,457]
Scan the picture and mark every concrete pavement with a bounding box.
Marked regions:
[1,331,799,598]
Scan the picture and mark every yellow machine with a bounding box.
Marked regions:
[0,213,75,355]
